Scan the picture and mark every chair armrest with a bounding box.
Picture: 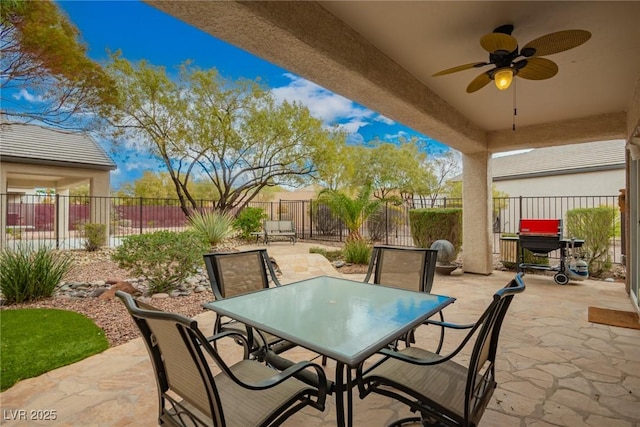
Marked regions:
[423,319,476,329]
[205,330,250,359]
[264,350,335,393]
[201,334,327,408]
[254,360,327,393]
[231,357,329,409]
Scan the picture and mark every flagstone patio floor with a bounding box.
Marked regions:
[1,242,638,426]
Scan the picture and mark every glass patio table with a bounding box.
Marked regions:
[202,275,455,427]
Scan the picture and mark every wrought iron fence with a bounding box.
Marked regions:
[0,193,622,264]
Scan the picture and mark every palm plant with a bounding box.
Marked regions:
[318,182,382,241]
[188,210,235,249]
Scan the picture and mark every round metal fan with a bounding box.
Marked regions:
[432,24,591,93]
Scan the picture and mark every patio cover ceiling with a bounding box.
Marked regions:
[146,1,640,155]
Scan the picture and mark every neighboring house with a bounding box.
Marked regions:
[448,140,625,232]
[491,140,625,197]
[0,121,117,244]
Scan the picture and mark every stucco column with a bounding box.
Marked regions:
[90,173,111,246]
[462,152,493,274]
[56,189,70,244]
[0,167,7,247]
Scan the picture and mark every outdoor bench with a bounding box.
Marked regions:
[263,220,297,245]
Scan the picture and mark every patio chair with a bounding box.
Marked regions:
[203,249,296,358]
[116,291,327,427]
[364,245,438,293]
[356,274,525,427]
[364,245,441,347]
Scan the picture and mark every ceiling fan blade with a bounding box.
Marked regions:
[522,30,591,57]
[517,57,559,80]
[480,33,517,54]
[466,72,491,93]
[432,62,488,77]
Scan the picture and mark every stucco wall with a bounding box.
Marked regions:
[494,169,624,197]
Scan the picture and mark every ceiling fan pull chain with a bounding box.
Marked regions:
[512,79,517,131]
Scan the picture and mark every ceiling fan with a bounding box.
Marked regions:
[432,24,591,93]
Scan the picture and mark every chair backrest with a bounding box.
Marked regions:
[203,249,281,300]
[116,291,226,426]
[364,245,438,293]
[463,274,525,424]
[264,220,295,233]
[279,220,295,232]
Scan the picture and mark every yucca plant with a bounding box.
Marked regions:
[0,246,73,304]
[188,210,235,249]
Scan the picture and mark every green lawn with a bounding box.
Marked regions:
[0,308,109,391]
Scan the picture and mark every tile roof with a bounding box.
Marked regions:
[491,140,625,180]
[0,122,117,171]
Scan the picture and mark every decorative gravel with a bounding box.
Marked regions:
[0,249,214,347]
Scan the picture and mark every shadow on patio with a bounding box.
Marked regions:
[1,243,638,426]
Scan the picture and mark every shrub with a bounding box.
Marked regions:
[0,246,72,304]
[81,223,106,251]
[343,240,371,265]
[112,231,208,294]
[566,207,616,276]
[367,204,404,241]
[312,202,342,235]
[234,207,268,239]
[309,246,343,262]
[188,210,235,250]
[409,208,462,254]
[6,228,22,240]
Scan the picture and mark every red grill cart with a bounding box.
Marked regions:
[518,219,587,285]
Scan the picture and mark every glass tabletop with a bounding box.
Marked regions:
[203,275,455,366]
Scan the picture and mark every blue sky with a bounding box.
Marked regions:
[53,0,448,189]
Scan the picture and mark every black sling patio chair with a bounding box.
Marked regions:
[364,245,439,293]
[356,274,525,427]
[365,245,442,348]
[116,291,327,427]
[203,249,297,359]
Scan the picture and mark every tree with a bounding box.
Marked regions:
[419,150,462,207]
[114,171,220,203]
[101,56,340,215]
[362,139,435,202]
[115,171,175,199]
[317,182,382,241]
[313,137,358,191]
[1,0,114,128]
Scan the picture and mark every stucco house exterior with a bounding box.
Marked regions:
[0,122,117,245]
[491,140,625,197]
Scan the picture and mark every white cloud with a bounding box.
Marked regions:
[272,73,392,136]
[337,120,369,135]
[375,115,395,125]
[383,130,410,141]
[125,162,142,172]
[12,89,44,103]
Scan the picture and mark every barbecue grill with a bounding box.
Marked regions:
[517,219,587,285]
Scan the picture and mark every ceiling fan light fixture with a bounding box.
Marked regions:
[494,68,514,90]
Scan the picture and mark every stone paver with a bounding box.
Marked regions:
[1,241,639,426]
